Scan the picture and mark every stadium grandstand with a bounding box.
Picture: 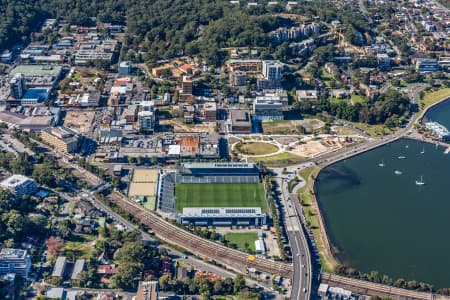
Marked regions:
[157,162,269,227]
[179,207,267,226]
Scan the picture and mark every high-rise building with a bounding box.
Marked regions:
[181,76,193,95]
[9,73,26,99]
[0,248,32,278]
[262,61,282,81]
[138,101,155,133]
[136,281,158,300]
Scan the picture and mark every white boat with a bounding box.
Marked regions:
[405,145,409,149]
[378,159,385,167]
[420,147,425,154]
[415,176,425,186]
[394,170,402,175]
[398,156,406,159]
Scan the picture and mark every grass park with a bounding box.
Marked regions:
[238,142,279,155]
[224,232,258,252]
[175,183,267,213]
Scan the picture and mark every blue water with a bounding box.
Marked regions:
[424,99,450,129]
[315,138,450,288]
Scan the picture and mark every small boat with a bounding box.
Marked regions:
[398,156,406,159]
[405,145,409,149]
[378,159,385,167]
[415,176,425,186]
[420,147,425,154]
[394,170,402,175]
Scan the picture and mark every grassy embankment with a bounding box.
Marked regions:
[253,152,306,168]
[297,166,338,272]
[419,88,450,113]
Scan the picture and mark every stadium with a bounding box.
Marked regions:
[157,162,269,227]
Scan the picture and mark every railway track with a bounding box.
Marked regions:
[108,192,293,277]
[321,272,440,300]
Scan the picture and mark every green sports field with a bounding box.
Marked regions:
[175,183,267,213]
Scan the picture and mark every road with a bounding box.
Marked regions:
[272,170,313,300]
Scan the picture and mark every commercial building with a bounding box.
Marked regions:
[0,175,37,197]
[40,126,81,153]
[136,281,159,300]
[79,92,101,107]
[229,109,252,133]
[416,58,440,73]
[296,90,318,102]
[178,207,267,227]
[10,65,62,88]
[21,88,49,106]
[0,248,32,278]
[253,96,284,121]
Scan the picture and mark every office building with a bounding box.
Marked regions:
[136,281,159,300]
[416,58,440,73]
[253,96,284,121]
[0,248,32,278]
[40,126,80,153]
[9,73,26,99]
[0,175,37,197]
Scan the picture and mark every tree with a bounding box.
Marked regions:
[234,274,246,294]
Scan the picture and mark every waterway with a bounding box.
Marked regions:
[424,98,450,129]
[315,138,450,288]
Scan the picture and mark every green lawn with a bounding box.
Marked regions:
[224,232,258,252]
[175,183,267,212]
[143,196,156,211]
[351,94,368,104]
[240,142,278,155]
[420,88,450,112]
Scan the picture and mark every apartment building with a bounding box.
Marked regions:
[0,248,32,278]
[0,175,37,198]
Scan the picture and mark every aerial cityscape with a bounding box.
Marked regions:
[0,0,449,299]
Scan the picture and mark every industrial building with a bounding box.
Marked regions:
[416,58,440,73]
[40,126,81,153]
[0,175,37,198]
[0,248,32,278]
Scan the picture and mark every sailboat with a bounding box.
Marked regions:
[415,176,425,186]
[420,147,425,154]
[378,159,385,167]
[394,170,402,175]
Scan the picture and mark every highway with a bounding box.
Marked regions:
[273,171,313,300]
